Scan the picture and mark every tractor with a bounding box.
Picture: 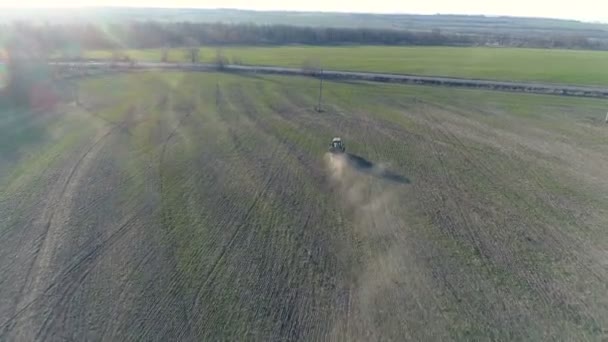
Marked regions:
[329,137,345,154]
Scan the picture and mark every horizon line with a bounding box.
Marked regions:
[0,6,606,24]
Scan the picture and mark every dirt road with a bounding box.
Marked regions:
[50,61,608,98]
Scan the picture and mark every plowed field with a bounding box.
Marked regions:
[1,72,607,340]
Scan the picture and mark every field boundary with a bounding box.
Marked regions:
[50,61,608,98]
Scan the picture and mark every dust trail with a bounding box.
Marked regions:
[324,152,399,238]
[324,152,414,340]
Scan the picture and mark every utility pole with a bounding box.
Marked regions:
[74,84,78,105]
[316,70,324,112]
[216,82,220,109]
[72,81,79,106]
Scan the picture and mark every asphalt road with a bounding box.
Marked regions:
[50,60,608,98]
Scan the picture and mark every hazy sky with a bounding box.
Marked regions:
[0,0,607,22]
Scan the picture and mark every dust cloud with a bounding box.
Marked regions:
[323,152,399,238]
[324,152,415,339]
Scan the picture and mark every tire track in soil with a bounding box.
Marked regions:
[274,87,510,338]
[98,246,156,340]
[0,98,164,340]
[417,101,606,333]
[188,158,278,309]
[188,110,285,317]
[106,234,158,312]
[275,91,358,340]
[364,115,410,340]
[316,101,403,340]
[94,94,173,340]
[376,96,603,338]
[415,105,507,332]
[130,113,204,341]
[142,96,253,339]
[419,100,606,283]
[32,206,151,341]
[0,205,149,338]
[290,88,494,340]
[0,105,113,242]
[154,105,197,341]
[419,103,523,250]
[1,118,131,340]
[305,103,363,339]
[0,107,112,330]
[414,101,603,337]
[13,96,192,341]
[150,87,219,338]
[197,84,334,339]
[415,99,594,232]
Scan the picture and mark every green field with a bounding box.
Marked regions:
[85,46,608,86]
[1,71,607,340]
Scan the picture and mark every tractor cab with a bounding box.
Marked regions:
[329,137,346,153]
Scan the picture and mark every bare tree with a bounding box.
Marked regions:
[214,48,229,70]
[183,37,200,63]
[184,47,200,63]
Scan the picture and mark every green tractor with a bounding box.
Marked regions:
[329,137,346,154]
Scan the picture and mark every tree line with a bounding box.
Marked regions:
[1,21,606,57]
